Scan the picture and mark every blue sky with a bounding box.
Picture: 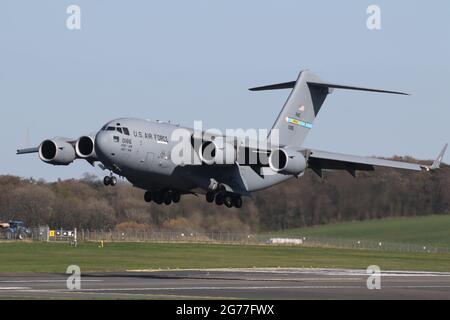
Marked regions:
[1,0,449,180]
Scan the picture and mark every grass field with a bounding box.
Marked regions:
[0,241,449,273]
[1,215,449,274]
[260,215,450,248]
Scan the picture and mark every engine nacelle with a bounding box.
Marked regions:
[75,135,96,159]
[269,148,306,175]
[38,138,76,165]
[199,140,237,165]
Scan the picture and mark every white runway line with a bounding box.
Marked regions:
[235,278,363,281]
[42,285,450,292]
[127,268,450,277]
[0,287,31,290]
[0,280,103,283]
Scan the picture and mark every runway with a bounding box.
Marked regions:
[0,268,449,299]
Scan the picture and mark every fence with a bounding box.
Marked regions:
[78,230,254,244]
[13,227,450,255]
[289,236,450,254]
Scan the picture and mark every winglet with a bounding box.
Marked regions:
[421,143,448,171]
[431,143,448,170]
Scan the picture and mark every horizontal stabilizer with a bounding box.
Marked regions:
[250,81,409,95]
[252,69,410,147]
[308,82,409,95]
[249,81,296,91]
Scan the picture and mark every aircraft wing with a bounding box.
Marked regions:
[188,124,448,173]
[307,144,447,177]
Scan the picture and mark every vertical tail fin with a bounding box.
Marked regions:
[250,70,408,147]
[252,70,330,147]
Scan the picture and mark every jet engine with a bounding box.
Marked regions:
[268,148,306,175]
[199,140,237,165]
[38,138,76,165]
[75,135,96,159]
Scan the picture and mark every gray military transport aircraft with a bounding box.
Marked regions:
[17,70,447,208]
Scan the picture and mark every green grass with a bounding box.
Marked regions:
[260,215,450,248]
[0,241,449,273]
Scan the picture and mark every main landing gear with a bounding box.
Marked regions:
[103,175,117,186]
[206,191,242,208]
[144,190,181,205]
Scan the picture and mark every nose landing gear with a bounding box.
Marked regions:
[103,175,117,186]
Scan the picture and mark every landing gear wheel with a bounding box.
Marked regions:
[153,192,163,204]
[110,176,117,186]
[163,191,172,205]
[233,196,243,208]
[206,191,215,203]
[215,193,224,206]
[103,176,111,186]
[144,191,152,203]
[171,191,181,203]
[224,195,233,208]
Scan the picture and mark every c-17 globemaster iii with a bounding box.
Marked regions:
[17,70,447,208]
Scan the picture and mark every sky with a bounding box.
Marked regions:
[1,0,449,181]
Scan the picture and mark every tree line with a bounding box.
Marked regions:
[0,159,448,232]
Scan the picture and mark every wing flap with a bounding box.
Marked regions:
[308,149,423,172]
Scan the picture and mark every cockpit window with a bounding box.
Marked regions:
[101,124,129,134]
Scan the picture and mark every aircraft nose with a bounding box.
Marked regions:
[94,131,110,160]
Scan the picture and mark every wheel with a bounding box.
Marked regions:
[17,231,26,240]
[205,191,215,203]
[103,176,111,186]
[110,176,117,186]
[215,193,224,206]
[233,196,243,208]
[153,191,163,204]
[171,191,181,203]
[224,195,233,208]
[163,191,172,205]
[144,191,152,203]
[6,230,13,240]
